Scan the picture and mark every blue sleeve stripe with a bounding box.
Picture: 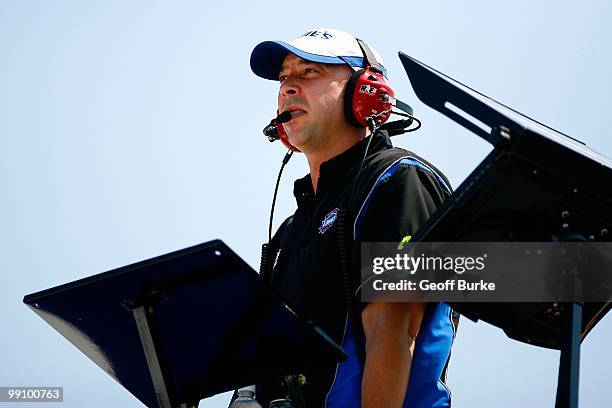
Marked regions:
[353,156,452,239]
[403,158,452,195]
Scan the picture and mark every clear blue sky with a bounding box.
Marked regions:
[2,1,611,407]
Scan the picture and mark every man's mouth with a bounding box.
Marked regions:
[283,107,307,119]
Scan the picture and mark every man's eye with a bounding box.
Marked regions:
[305,68,318,74]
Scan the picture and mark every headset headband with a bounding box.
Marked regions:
[356,38,384,74]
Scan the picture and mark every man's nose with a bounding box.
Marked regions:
[280,78,299,97]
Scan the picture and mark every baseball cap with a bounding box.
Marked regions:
[250,28,387,81]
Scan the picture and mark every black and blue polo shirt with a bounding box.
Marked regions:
[258,130,457,407]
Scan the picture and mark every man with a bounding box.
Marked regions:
[250,29,456,407]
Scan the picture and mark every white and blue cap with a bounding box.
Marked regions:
[250,28,387,81]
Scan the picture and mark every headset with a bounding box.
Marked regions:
[263,38,417,151]
[343,39,395,128]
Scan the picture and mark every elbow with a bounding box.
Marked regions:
[361,302,425,350]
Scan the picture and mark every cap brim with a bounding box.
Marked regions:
[250,40,362,81]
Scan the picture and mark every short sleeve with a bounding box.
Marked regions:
[352,164,451,300]
[357,164,450,243]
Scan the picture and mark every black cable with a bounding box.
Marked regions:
[269,150,294,242]
[241,150,294,408]
[336,208,366,370]
[261,149,294,282]
[390,111,422,132]
[337,120,380,370]
[260,243,271,281]
[347,121,377,207]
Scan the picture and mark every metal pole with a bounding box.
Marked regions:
[554,302,582,408]
[133,305,173,408]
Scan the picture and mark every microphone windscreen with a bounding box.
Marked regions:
[276,110,292,124]
[263,119,277,138]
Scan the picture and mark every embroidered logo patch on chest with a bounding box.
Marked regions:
[319,208,339,235]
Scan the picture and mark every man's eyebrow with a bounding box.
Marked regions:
[279,59,322,74]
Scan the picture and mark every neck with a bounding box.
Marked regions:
[306,127,370,193]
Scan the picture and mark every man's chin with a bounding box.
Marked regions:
[286,139,305,151]
[286,131,308,149]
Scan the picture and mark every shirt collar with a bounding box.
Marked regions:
[293,130,393,204]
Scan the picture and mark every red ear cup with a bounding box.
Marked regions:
[344,67,394,128]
